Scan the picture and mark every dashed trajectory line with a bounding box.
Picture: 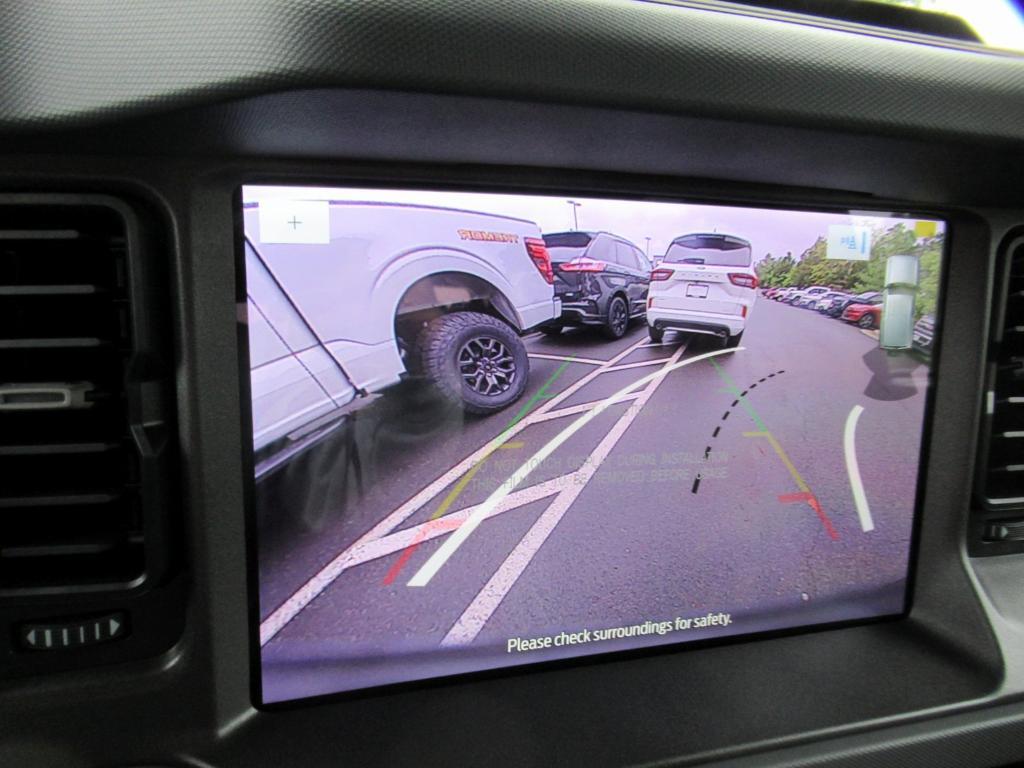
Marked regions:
[708,359,838,540]
[693,369,784,495]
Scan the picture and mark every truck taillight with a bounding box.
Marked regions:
[559,258,606,273]
[650,268,673,282]
[728,273,759,289]
[525,238,554,284]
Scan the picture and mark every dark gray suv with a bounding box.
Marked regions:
[541,231,652,339]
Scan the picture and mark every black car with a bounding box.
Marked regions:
[541,231,652,339]
[827,290,881,318]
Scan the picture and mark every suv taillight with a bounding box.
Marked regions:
[525,238,554,284]
[559,258,606,273]
[728,273,759,289]
[650,268,674,282]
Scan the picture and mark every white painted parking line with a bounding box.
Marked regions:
[351,477,572,569]
[258,335,649,645]
[258,476,571,646]
[602,357,674,373]
[409,343,740,589]
[528,352,606,366]
[441,342,736,644]
[529,393,641,423]
[844,404,875,533]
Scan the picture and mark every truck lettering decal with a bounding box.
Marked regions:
[457,229,520,243]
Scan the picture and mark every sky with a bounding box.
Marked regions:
[243,186,943,264]
[887,0,1024,51]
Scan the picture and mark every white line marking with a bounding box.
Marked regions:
[843,404,874,533]
[442,342,694,644]
[350,476,571,569]
[602,357,674,373]
[258,477,572,645]
[408,344,741,587]
[528,394,641,423]
[527,352,606,366]
[258,337,648,645]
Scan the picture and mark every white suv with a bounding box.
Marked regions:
[243,200,559,456]
[646,233,758,347]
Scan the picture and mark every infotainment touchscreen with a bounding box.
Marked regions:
[240,185,944,704]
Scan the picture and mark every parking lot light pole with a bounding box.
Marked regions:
[567,200,581,230]
[645,237,651,256]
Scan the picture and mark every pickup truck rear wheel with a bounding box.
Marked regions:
[415,311,528,414]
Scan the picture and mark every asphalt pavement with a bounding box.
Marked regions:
[253,299,932,702]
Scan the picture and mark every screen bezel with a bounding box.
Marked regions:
[234,171,950,711]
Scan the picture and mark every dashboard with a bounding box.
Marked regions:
[1,1,1024,766]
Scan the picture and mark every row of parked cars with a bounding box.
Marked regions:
[763,284,935,355]
[245,200,760,463]
[764,285,884,328]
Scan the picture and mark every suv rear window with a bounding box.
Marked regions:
[663,234,752,267]
[544,232,594,262]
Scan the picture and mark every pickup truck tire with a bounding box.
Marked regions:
[415,311,528,415]
[540,323,563,336]
[725,330,743,348]
[648,324,664,343]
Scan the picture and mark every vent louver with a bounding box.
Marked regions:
[974,234,1024,555]
[0,198,172,593]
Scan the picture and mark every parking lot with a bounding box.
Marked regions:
[254,298,929,702]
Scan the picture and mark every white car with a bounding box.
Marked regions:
[645,233,758,347]
[243,200,560,455]
[792,286,830,308]
[815,291,850,312]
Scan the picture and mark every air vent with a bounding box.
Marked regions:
[0,197,174,593]
[973,233,1024,555]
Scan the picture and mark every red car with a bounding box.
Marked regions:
[842,298,883,329]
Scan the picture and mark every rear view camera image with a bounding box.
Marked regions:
[241,186,944,703]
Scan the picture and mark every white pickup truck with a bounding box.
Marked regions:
[243,199,559,456]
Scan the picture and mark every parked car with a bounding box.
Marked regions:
[827,290,881,318]
[793,286,830,308]
[912,313,935,356]
[541,231,651,339]
[814,291,851,313]
[842,296,884,329]
[646,233,757,347]
[775,287,800,302]
[243,200,560,455]
[782,287,808,304]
